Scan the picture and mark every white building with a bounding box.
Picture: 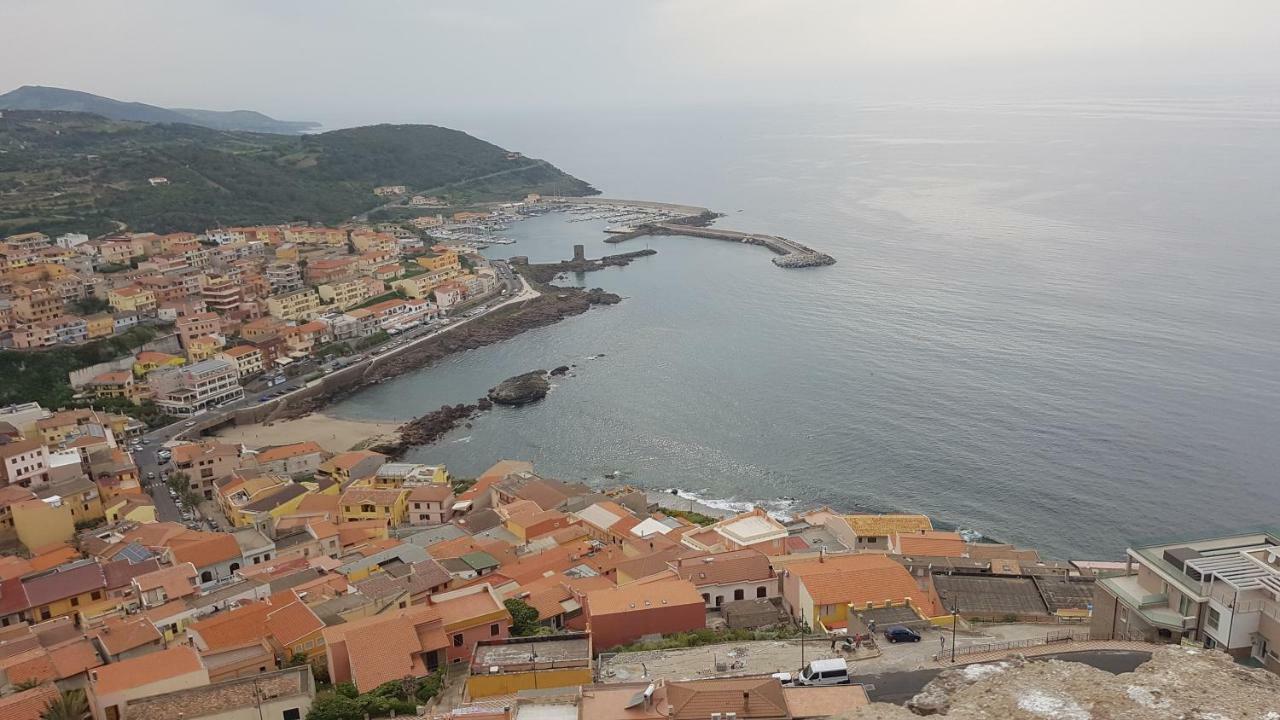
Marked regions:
[149,359,244,416]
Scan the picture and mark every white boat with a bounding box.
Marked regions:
[604,225,635,234]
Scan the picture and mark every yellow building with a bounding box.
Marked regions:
[185,334,223,363]
[414,251,461,274]
[105,496,158,524]
[14,560,116,624]
[217,345,265,378]
[265,288,321,320]
[465,635,592,699]
[41,477,105,526]
[134,351,186,377]
[84,313,116,339]
[318,279,371,310]
[88,370,147,402]
[107,286,157,315]
[338,487,408,527]
[12,498,75,551]
[392,272,447,300]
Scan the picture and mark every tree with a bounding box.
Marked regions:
[165,470,190,495]
[504,598,540,636]
[41,689,88,720]
[305,693,362,720]
[286,652,309,668]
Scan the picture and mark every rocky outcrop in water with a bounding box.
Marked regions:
[488,371,551,406]
[370,403,480,457]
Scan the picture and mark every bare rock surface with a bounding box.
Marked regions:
[841,646,1280,719]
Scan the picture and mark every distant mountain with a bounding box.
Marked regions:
[0,109,596,236]
[0,85,320,134]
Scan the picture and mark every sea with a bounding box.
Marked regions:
[330,98,1280,560]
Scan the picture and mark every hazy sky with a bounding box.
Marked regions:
[4,1,1279,128]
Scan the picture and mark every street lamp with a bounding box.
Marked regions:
[950,597,960,663]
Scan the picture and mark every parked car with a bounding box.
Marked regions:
[777,658,850,687]
[146,471,155,480]
[883,626,922,643]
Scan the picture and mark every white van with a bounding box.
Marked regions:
[790,658,850,687]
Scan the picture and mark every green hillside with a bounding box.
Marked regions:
[0,110,596,236]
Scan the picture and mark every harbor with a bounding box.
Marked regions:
[545,196,836,269]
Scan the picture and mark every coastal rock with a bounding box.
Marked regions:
[371,403,478,457]
[550,365,570,376]
[488,371,551,406]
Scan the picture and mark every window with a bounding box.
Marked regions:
[71,597,80,607]
[734,589,745,601]
[230,562,240,573]
[757,586,768,598]
[490,623,500,636]
[362,504,376,513]
[452,633,463,647]
[40,608,51,620]
[201,571,213,583]
[701,594,710,604]
[91,590,102,600]
[1178,595,1193,616]
[414,503,421,509]
[283,710,301,720]
[1207,607,1221,629]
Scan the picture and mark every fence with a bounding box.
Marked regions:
[951,630,1091,659]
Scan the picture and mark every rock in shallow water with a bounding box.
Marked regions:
[488,371,551,405]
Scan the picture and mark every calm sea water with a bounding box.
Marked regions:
[332,99,1280,559]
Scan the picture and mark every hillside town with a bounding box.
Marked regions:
[0,198,1276,720]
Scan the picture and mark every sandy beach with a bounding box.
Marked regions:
[212,413,402,453]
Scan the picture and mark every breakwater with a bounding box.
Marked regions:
[609,222,836,268]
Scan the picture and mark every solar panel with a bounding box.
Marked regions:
[116,542,155,564]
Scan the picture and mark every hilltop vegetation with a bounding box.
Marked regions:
[0,110,596,236]
[0,85,320,133]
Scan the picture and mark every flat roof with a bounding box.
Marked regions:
[471,635,591,672]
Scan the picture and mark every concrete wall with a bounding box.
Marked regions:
[466,667,592,699]
[588,603,705,651]
[69,334,182,388]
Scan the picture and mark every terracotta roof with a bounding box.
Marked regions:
[89,616,161,657]
[0,556,34,582]
[187,602,274,651]
[0,648,56,685]
[322,605,446,692]
[787,554,934,613]
[896,531,967,558]
[407,484,454,503]
[48,638,105,678]
[264,598,324,647]
[432,586,507,629]
[0,683,59,720]
[325,450,386,472]
[21,561,106,608]
[90,645,204,695]
[587,578,704,616]
[2,577,36,617]
[666,677,788,720]
[340,487,406,506]
[220,345,260,358]
[295,494,339,515]
[256,441,326,464]
[844,514,933,537]
[308,518,339,538]
[672,549,774,587]
[169,532,241,569]
[133,562,198,599]
[171,441,240,465]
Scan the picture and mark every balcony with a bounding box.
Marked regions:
[1100,575,1197,631]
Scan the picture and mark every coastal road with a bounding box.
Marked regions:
[859,650,1152,704]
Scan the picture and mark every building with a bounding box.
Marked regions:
[200,274,242,313]
[781,553,938,631]
[317,450,386,487]
[317,278,371,310]
[87,645,210,720]
[578,676,870,719]
[322,605,448,691]
[465,633,592,700]
[683,507,790,555]
[124,666,313,720]
[265,289,320,321]
[216,345,265,379]
[254,441,326,477]
[172,441,243,500]
[1090,531,1280,670]
[339,487,408,527]
[107,286,157,316]
[0,439,51,488]
[668,548,778,609]
[133,351,185,378]
[88,371,147,402]
[407,484,456,526]
[149,359,244,416]
[176,312,221,348]
[433,584,512,664]
[11,497,75,550]
[265,262,303,295]
[585,578,705,651]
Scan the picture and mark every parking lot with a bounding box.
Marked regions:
[599,623,1064,682]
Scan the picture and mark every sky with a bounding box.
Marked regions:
[4,1,1279,128]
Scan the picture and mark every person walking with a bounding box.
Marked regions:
[940,634,947,652]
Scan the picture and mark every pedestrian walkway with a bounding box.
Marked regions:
[932,639,1159,667]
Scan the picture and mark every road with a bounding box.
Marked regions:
[131,267,540,518]
[859,650,1152,704]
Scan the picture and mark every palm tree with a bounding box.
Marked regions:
[41,689,88,720]
[11,678,44,692]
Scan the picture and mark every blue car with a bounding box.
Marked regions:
[883,626,921,643]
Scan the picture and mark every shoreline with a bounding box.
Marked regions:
[213,412,402,454]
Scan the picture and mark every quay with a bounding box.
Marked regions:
[546,196,835,269]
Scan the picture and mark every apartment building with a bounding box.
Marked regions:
[265,289,320,321]
[216,345,265,379]
[1091,531,1280,672]
[108,286,157,316]
[265,262,303,295]
[0,439,51,488]
[317,278,371,310]
[11,284,64,324]
[200,274,242,313]
[149,359,244,416]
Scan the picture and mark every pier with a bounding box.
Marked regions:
[545,196,835,269]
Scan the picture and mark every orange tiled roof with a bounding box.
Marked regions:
[264,597,324,647]
[89,616,161,658]
[0,683,59,720]
[788,554,935,613]
[188,602,274,651]
[431,587,507,629]
[48,638,105,678]
[168,532,240,569]
[91,645,204,695]
[256,441,325,464]
[896,531,966,558]
[587,578,703,616]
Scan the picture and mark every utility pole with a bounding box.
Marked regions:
[951,597,960,664]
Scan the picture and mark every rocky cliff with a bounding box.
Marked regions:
[841,646,1279,719]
